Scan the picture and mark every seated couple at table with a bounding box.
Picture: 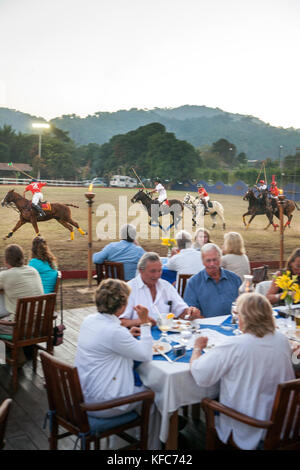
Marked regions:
[120,245,242,326]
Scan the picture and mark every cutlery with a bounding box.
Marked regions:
[173,354,185,362]
[153,347,174,363]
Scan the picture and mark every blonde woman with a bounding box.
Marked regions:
[192,228,212,251]
[221,231,250,281]
[190,293,295,450]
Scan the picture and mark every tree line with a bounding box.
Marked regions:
[0,122,299,186]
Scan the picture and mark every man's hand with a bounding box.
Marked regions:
[181,307,203,320]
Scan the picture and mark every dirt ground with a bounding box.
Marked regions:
[1,184,299,309]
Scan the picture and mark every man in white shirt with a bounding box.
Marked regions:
[190,292,295,450]
[120,252,201,328]
[149,179,168,207]
[165,230,204,286]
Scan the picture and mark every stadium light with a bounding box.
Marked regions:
[32,122,50,179]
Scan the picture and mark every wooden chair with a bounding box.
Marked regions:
[0,293,57,392]
[201,378,300,450]
[0,398,12,450]
[94,261,125,285]
[40,351,154,450]
[177,274,192,298]
[252,265,268,286]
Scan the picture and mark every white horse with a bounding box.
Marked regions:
[183,193,226,230]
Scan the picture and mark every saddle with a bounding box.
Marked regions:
[41,201,51,211]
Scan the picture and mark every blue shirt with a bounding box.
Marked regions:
[92,240,145,281]
[183,268,242,317]
[28,258,58,294]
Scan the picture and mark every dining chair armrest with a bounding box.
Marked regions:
[201,398,273,430]
[80,390,154,412]
[0,320,16,326]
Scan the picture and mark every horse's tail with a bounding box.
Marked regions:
[294,201,300,211]
[65,204,79,208]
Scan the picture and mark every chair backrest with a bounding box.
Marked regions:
[177,274,192,297]
[0,398,12,450]
[264,379,300,450]
[255,280,272,296]
[252,265,268,285]
[40,351,89,434]
[53,271,62,293]
[13,293,57,342]
[95,261,125,285]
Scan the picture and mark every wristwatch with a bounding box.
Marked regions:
[140,322,152,327]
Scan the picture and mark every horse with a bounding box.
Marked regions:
[1,189,87,240]
[183,193,226,230]
[131,189,184,232]
[242,188,299,230]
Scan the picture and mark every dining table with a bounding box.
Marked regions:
[137,309,300,450]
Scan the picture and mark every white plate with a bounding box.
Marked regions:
[169,319,193,333]
[152,342,172,355]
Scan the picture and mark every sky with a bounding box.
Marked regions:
[0,0,300,128]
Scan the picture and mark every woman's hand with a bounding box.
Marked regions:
[130,326,141,337]
[134,304,149,324]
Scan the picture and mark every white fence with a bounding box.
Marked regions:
[0,177,89,187]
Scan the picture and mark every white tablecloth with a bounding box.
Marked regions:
[137,316,229,443]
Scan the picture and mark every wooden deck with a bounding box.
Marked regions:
[0,305,206,451]
[0,306,95,450]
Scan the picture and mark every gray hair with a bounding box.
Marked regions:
[175,230,192,250]
[120,224,136,242]
[138,252,161,271]
[201,243,222,257]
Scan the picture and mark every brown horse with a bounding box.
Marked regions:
[242,188,300,230]
[1,189,87,240]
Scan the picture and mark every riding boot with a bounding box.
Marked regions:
[203,201,209,214]
[32,203,45,217]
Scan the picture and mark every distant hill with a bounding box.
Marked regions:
[1,105,300,160]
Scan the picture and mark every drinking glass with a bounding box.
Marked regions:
[157,313,173,344]
[231,302,238,324]
[180,325,193,349]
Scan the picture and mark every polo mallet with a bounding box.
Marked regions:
[131,168,149,193]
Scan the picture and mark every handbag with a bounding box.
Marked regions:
[53,273,66,346]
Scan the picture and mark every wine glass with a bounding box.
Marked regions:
[156,313,173,344]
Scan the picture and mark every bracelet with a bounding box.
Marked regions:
[193,348,202,352]
[140,322,152,327]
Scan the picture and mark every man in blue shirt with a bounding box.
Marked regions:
[92,224,145,281]
[184,243,242,318]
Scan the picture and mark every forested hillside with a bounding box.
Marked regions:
[1,105,300,160]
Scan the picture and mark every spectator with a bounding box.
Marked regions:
[28,237,58,293]
[190,293,295,450]
[192,228,212,251]
[0,244,43,323]
[120,252,201,328]
[184,243,242,317]
[74,278,161,449]
[221,232,251,281]
[166,230,204,285]
[267,247,300,305]
[93,224,145,281]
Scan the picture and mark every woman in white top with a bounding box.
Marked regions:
[75,278,161,449]
[190,292,295,450]
[192,228,212,251]
[221,231,250,281]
